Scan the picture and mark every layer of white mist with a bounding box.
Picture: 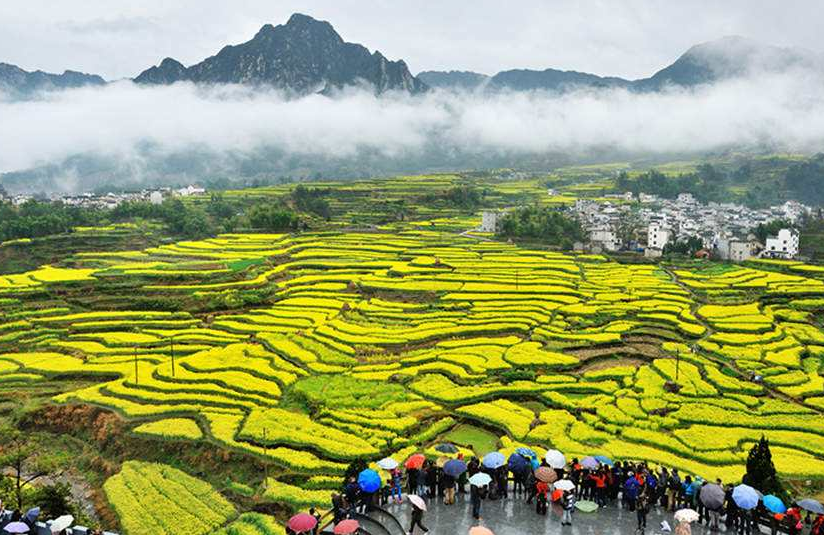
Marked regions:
[1,68,823,175]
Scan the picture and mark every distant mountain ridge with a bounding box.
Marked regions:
[134,13,426,95]
[418,36,823,92]
[0,62,104,98]
[2,20,820,99]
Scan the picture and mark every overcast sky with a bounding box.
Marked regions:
[1,0,823,80]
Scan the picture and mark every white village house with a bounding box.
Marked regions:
[764,228,800,259]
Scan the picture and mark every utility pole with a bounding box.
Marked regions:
[263,428,269,489]
[170,336,176,377]
[675,347,681,384]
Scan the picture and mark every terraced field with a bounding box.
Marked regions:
[2,229,824,519]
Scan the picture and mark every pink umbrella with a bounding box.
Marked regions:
[408,494,427,511]
[469,527,495,535]
[334,519,360,534]
[288,513,318,533]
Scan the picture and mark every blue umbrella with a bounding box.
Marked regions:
[443,459,467,477]
[508,453,530,474]
[530,457,540,470]
[732,484,759,510]
[516,447,537,459]
[358,469,381,493]
[24,508,40,523]
[763,495,786,514]
[595,455,614,466]
[482,452,505,469]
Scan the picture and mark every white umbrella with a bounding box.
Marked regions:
[545,449,566,469]
[674,509,700,523]
[50,515,74,534]
[554,479,575,492]
[377,457,398,470]
[408,494,427,511]
[469,472,492,487]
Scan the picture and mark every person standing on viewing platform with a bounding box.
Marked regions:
[636,482,650,533]
[561,488,576,526]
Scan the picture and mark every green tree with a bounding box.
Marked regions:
[0,433,61,510]
[247,204,298,231]
[742,436,783,497]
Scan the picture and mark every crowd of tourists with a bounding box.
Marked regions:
[0,501,78,535]
[287,451,824,535]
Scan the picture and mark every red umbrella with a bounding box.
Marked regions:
[334,519,360,534]
[288,513,318,533]
[405,453,425,469]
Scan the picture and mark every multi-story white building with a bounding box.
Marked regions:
[647,222,671,250]
[764,228,800,259]
[479,210,503,233]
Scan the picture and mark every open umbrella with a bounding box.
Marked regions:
[333,519,360,534]
[377,457,398,470]
[444,459,467,477]
[287,513,319,534]
[594,455,614,467]
[469,527,494,535]
[555,479,575,492]
[530,457,540,470]
[24,508,40,524]
[4,522,30,534]
[408,494,427,511]
[732,484,759,510]
[674,509,700,523]
[576,500,598,513]
[405,454,425,470]
[358,469,382,493]
[516,447,537,459]
[507,453,529,475]
[469,472,492,487]
[700,483,725,510]
[535,466,558,484]
[763,495,786,514]
[798,498,824,515]
[49,516,74,534]
[482,452,505,469]
[435,443,458,454]
[545,449,566,469]
[581,456,599,469]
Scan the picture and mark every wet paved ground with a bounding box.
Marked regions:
[384,494,745,535]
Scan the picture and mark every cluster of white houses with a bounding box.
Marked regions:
[585,193,809,259]
[481,192,812,261]
[2,185,206,209]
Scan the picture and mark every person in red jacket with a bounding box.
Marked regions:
[810,514,823,535]
[589,469,607,507]
[785,506,802,535]
[536,481,549,515]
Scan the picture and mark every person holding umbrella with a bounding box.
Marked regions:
[469,472,491,520]
[408,495,428,534]
[443,459,466,506]
[561,488,576,526]
[536,481,549,515]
